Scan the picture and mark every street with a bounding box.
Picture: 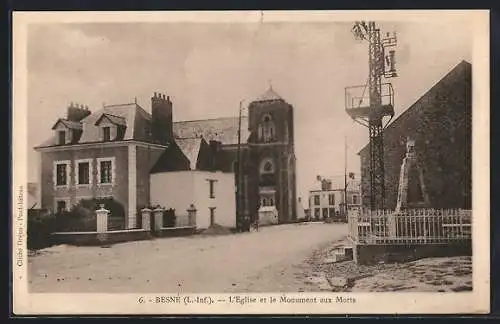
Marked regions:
[28,222,347,293]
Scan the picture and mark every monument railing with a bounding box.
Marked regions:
[348,208,471,245]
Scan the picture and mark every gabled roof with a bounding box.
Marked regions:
[176,137,204,170]
[254,86,284,102]
[39,103,153,147]
[173,116,250,145]
[94,113,127,127]
[51,119,83,130]
[150,142,190,173]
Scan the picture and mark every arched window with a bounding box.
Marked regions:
[258,114,275,142]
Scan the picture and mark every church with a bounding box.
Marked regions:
[35,86,298,230]
[167,86,298,226]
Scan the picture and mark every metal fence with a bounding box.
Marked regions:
[348,208,472,245]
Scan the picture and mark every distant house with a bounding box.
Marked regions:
[308,174,361,221]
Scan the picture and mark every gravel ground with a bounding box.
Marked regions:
[302,241,473,292]
[28,222,348,293]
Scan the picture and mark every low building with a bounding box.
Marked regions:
[150,139,237,228]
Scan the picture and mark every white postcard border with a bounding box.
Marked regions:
[12,10,490,315]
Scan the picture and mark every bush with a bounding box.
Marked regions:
[164,208,177,228]
[55,198,125,232]
[28,209,57,250]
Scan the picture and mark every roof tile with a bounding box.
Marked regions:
[173,116,249,145]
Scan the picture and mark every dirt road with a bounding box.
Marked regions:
[28,222,347,293]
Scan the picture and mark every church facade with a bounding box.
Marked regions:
[176,86,298,224]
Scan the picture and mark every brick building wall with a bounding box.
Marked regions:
[40,146,129,213]
[359,61,472,210]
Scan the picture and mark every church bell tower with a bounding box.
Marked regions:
[247,86,297,223]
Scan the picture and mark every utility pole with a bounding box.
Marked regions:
[345,21,398,211]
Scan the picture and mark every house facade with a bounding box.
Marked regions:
[150,170,236,229]
[36,100,169,229]
[35,86,297,229]
[358,60,472,210]
[308,176,361,220]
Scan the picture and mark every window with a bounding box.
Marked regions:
[314,208,320,219]
[103,127,111,141]
[75,159,92,185]
[97,158,115,185]
[322,208,328,219]
[209,207,216,227]
[352,195,358,205]
[258,114,276,142]
[329,208,335,218]
[56,200,67,214]
[100,161,112,183]
[314,195,320,206]
[328,194,335,205]
[58,131,66,145]
[207,179,217,198]
[54,161,70,187]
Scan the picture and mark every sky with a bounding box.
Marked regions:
[26,18,472,200]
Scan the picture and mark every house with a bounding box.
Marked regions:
[358,60,472,210]
[308,174,361,221]
[34,86,297,229]
[149,138,236,229]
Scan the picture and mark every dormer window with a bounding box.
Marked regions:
[52,118,83,145]
[95,113,127,142]
[103,127,111,141]
[58,131,66,145]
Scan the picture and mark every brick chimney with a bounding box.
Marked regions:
[67,102,91,122]
[151,92,173,145]
[209,140,222,170]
